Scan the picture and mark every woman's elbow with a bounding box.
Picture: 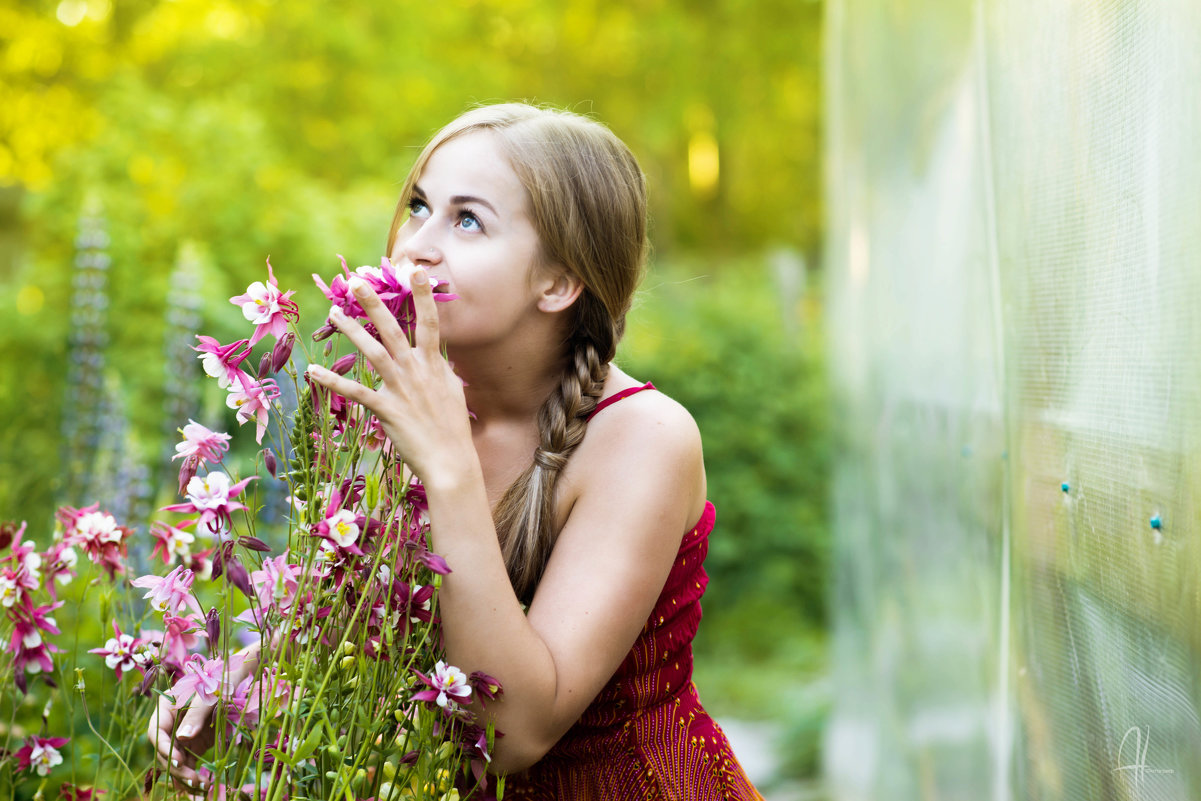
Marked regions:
[487,729,559,775]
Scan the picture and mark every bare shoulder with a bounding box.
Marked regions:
[561,368,707,528]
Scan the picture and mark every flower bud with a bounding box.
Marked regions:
[350,769,367,793]
[331,353,358,375]
[364,474,380,511]
[271,332,296,373]
[257,352,272,379]
[263,449,278,478]
[205,607,221,651]
[339,655,356,671]
[341,641,356,656]
[177,455,200,496]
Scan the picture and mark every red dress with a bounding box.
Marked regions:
[503,384,764,800]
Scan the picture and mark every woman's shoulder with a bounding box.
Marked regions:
[587,366,701,449]
[568,366,706,506]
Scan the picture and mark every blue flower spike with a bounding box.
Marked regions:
[1150,514,1163,530]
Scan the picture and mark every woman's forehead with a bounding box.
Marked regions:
[419,131,527,205]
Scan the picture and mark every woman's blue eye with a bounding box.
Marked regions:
[458,212,482,232]
[407,198,430,217]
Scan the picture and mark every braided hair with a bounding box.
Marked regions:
[386,104,648,601]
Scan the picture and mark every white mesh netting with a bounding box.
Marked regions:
[823,1,1201,799]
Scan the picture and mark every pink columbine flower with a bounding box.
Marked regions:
[169,652,246,710]
[229,259,299,346]
[159,612,206,669]
[413,660,473,711]
[58,504,131,579]
[41,541,78,597]
[193,336,251,389]
[174,421,232,464]
[247,553,303,613]
[88,622,143,680]
[226,372,281,444]
[162,471,255,535]
[0,573,20,608]
[317,509,360,548]
[14,735,69,776]
[7,606,64,692]
[312,255,456,340]
[149,520,197,566]
[131,565,205,618]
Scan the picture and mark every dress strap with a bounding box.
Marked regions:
[586,381,656,421]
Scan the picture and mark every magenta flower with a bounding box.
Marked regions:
[316,508,361,549]
[0,572,20,608]
[88,622,143,680]
[159,612,206,669]
[13,735,69,776]
[225,372,281,444]
[174,420,232,464]
[169,652,246,710]
[57,504,131,579]
[149,520,197,566]
[40,540,78,597]
[161,470,255,535]
[131,564,205,618]
[247,553,303,613]
[193,336,251,389]
[7,608,64,692]
[229,259,299,346]
[412,660,473,711]
[312,255,456,340]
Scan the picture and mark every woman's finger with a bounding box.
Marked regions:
[307,362,378,407]
[326,305,403,385]
[347,275,413,361]
[409,268,442,357]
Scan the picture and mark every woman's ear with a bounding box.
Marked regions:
[536,268,585,314]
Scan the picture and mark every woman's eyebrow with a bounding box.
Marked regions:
[451,195,498,216]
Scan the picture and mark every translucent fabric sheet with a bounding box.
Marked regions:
[823,2,1201,800]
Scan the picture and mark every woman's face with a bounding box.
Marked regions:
[390,131,548,351]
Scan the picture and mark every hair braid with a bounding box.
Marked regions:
[496,336,609,601]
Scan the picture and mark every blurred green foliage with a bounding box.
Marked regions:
[1,0,827,785]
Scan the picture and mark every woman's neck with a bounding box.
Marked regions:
[449,340,565,426]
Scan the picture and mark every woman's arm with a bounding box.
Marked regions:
[427,392,704,772]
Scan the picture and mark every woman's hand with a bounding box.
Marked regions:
[147,693,216,794]
[147,642,262,794]
[306,268,475,488]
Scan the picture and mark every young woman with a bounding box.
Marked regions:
[153,103,763,800]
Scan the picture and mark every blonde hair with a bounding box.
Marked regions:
[386,104,648,601]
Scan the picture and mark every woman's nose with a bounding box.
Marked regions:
[396,225,443,267]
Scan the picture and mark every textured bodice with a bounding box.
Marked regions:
[504,502,763,800]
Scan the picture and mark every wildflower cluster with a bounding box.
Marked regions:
[0,256,500,801]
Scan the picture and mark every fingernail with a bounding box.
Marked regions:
[172,758,180,767]
[348,276,367,296]
[179,725,196,737]
[329,305,343,320]
[413,269,429,286]
[306,364,323,376]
